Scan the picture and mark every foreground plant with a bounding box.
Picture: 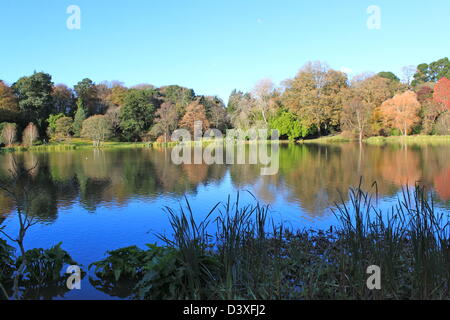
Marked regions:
[90,185,449,300]
[0,157,78,300]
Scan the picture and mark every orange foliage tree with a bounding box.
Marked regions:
[0,80,19,111]
[433,77,450,109]
[380,91,421,136]
[179,100,210,134]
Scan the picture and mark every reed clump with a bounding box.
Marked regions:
[90,185,449,300]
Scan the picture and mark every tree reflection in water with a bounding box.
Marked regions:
[0,144,449,222]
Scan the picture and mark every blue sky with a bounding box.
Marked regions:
[1,0,449,102]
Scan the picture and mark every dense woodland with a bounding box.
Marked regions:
[1,58,450,147]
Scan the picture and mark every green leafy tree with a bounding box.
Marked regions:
[120,89,156,141]
[159,85,195,117]
[269,111,305,141]
[46,113,64,138]
[54,116,73,139]
[412,58,450,86]
[81,115,112,147]
[74,78,101,116]
[378,71,400,82]
[12,72,54,131]
[72,99,86,137]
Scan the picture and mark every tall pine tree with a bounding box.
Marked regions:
[73,98,86,137]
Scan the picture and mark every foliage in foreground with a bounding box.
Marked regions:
[0,242,78,300]
[90,186,449,300]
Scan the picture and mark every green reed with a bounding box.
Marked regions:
[89,185,449,300]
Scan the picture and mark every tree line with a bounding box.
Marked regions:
[0,57,449,146]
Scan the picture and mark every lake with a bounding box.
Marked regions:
[1,143,449,299]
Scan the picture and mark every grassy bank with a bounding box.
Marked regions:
[365,135,450,146]
[2,135,449,153]
[0,138,151,153]
[0,138,291,153]
[300,134,353,144]
[301,134,450,146]
[89,185,449,300]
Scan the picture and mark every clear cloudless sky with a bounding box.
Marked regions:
[1,0,449,102]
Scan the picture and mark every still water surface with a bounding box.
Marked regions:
[1,143,449,299]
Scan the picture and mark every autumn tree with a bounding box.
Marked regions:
[179,99,210,134]
[416,84,434,104]
[416,83,446,134]
[421,102,446,135]
[208,102,229,132]
[1,123,17,146]
[341,98,372,143]
[150,102,178,142]
[433,77,450,109]
[227,90,255,130]
[159,85,195,117]
[434,113,450,135]
[380,91,421,136]
[109,83,128,108]
[0,81,19,112]
[22,122,39,146]
[431,77,450,135]
[0,80,19,123]
[252,79,277,125]
[282,62,348,136]
[350,75,405,135]
[351,75,402,108]
[105,107,122,137]
[81,115,112,147]
[95,82,114,114]
[202,95,229,131]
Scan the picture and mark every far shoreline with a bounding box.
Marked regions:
[1,134,450,153]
